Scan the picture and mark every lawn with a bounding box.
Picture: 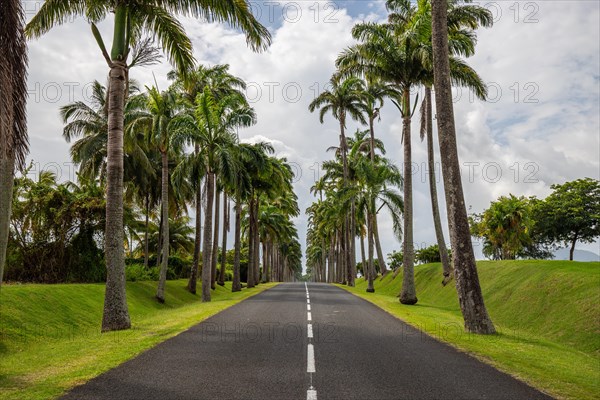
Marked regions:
[0,280,276,400]
[339,260,600,400]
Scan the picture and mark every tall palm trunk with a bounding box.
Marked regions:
[218,193,228,286]
[156,151,169,303]
[247,197,256,288]
[400,87,417,305]
[211,189,220,290]
[187,175,202,294]
[431,0,495,333]
[366,215,375,293]
[101,56,131,331]
[232,199,242,292]
[373,216,388,275]
[253,198,260,285]
[425,86,452,283]
[368,115,388,276]
[143,194,150,269]
[261,242,267,283]
[0,153,15,287]
[201,171,215,302]
[348,203,356,286]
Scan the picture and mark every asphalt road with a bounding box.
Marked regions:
[62,283,551,400]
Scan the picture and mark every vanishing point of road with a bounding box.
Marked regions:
[62,283,551,400]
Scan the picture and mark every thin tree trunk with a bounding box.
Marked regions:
[253,198,260,285]
[261,242,267,283]
[569,234,578,261]
[400,87,417,305]
[201,172,214,302]
[211,189,220,290]
[425,86,452,284]
[156,151,169,303]
[348,203,356,286]
[372,216,389,275]
[232,199,242,292]
[0,152,15,287]
[431,0,495,334]
[187,176,202,294]
[155,213,162,268]
[247,198,255,288]
[367,214,375,293]
[218,193,228,286]
[143,194,150,269]
[101,60,131,332]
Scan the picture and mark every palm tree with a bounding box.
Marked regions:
[409,0,492,284]
[361,80,400,277]
[170,89,255,301]
[309,75,368,286]
[431,0,495,333]
[26,0,271,331]
[338,10,427,303]
[0,0,28,288]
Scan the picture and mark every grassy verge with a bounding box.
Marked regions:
[338,260,599,400]
[0,280,276,400]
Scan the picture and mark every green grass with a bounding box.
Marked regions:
[338,260,600,400]
[0,280,276,400]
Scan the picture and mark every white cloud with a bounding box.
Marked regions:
[23,1,600,265]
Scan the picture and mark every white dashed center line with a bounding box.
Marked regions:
[305,282,317,399]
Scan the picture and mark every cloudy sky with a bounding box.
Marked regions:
[23,0,600,263]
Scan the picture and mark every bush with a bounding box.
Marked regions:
[125,264,155,282]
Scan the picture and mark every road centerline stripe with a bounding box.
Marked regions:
[307,344,316,373]
[307,323,313,338]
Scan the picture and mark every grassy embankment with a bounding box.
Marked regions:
[0,280,276,400]
[340,260,599,400]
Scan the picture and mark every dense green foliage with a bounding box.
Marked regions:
[470,178,600,260]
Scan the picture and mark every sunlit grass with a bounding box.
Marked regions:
[339,260,600,400]
[0,280,276,400]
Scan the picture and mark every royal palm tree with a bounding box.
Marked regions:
[337,7,428,303]
[170,64,247,293]
[309,75,368,286]
[431,0,495,333]
[0,0,28,287]
[360,80,400,277]
[26,0,271,331]
[171,89,255,301]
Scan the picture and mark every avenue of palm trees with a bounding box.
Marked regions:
[306,0,496,333]
[0,0,498,335]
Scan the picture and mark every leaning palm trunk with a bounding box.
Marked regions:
[348,203,356,286]
[0,153,15,287]
[232,199,242,292]
[187,180,202,294]
[217,193,228,286]
[425,87,452,284]
[400,88,417,305]
[102,61,131,331]
[201,172,215,302]
[156,151,169,303]
[431,0,495,333]
[211,190,220,290]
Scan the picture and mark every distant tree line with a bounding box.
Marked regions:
[470,178,600,261]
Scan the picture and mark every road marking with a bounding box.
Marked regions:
[307,312,312,321]
[307,389,318,400]
[307,298,310,304]
[307,304,311,311]
[307,344,316,373]
[307,323,313,338]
